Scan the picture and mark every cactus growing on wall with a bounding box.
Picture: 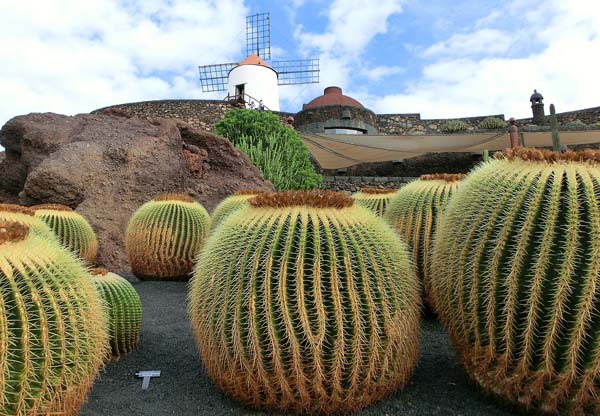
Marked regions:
[430,147,600,415]
[189,190,421,414]
[126,194,210,280]
[210,190,261,231]
[0,220,108,416]
[351,188,398,216]
[0,203,58,242]
[385,174,464,308]
[90,268,143,357]
[32,203,98,263]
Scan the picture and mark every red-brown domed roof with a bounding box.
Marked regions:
[303,87,364,110]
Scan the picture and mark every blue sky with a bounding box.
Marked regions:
[1,0,599,144]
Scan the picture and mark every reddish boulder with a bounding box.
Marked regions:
[0,112,273,276]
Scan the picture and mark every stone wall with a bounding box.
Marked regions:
[92,99,232,132]
[295,105,378,134]
[376,113,507,135]
[516,105,600,126]
[320,175,416,192]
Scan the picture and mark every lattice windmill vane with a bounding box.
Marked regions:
[198,13,320,112]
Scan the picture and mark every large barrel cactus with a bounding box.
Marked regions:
[189,190,421,414]
[210,190,261,231]
[385,174,464,307]
[0,220,108,416]
[90,268,143,357]
[126,194,210,280]
[351,188,398,216]
[32,203,98,263]
[430,148,600,415]
[0,203,58,242]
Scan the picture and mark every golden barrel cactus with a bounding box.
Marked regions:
[210,190,261,231]
[0,220,108,416]
[32,203,98,263]
[189,191,421,414]
[431,148,600,415]
[126,194,210,280]
[90,268,143,358]
[0,203,58,242]
[385,174,464,307]
[351,187,398,216]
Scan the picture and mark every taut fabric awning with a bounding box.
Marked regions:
[300,130,600,169]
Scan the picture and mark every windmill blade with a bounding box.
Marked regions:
[198,63,237,92]
[246,13,271,59]
[272,59,320,85]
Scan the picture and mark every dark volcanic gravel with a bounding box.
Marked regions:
[82,282,521,416]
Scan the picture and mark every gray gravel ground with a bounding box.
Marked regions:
[82,282,523,416]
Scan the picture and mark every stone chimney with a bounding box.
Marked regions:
[530,89,545,125]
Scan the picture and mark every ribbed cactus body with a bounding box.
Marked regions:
[0,204,58,242]
[90,268,142,357]
[351,188,397,216]
[385,174,463,308]
[430,148,600,415]
[33,204,98,263]
[189,191,421,414]
[126,194,210,280]
[210,192,259,231]
[0,221,108,416]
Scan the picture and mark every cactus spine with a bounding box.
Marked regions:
[385,174,464,308]
[90,268,143,357]
[126,194,210,280]
[0,221,108,416]
[0,203,58,242]
[351,188,398,216]
[189,191,421,414]
[33,204,98,263]
[550,103,560,151]
[430,147,600,415]
[210,191,261,231]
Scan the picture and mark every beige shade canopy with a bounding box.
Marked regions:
[300,130,600,169]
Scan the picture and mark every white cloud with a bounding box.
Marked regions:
[0,0,247,140]
[361,65,405,81]
[363,0,600,119]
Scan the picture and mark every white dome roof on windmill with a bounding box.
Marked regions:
[198,13,320,111]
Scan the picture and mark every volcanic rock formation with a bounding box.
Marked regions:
[0,111,274,276]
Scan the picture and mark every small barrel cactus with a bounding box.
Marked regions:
[351,187,398,216]
[189,190,421,414]
[478,117,507,130]
[89,268,143,357]
[0,203,58,242]
[210,190,262,231]
[385,174,464,307]
[430,147,600,414]
[0,220,108,416]
[32,203,98,263]
[126,194,211,280]
[441,119,469,133]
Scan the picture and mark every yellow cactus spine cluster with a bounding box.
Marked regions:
[385,174,464,307]
[189,190,421,414]
[32,203,98,263]
[210,190,261,231]
[431,148,600,415]
[0,203,58,242]
[90,268,143,358]
[351,187,398,216]
[125,194,211,280]
[0,220,108,416]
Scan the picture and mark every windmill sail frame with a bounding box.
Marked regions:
[198,63,237,92]
[246,13,271,59]
[272,59,320,85]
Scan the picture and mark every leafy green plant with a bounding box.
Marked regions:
[478,117,507,130]
[441,119,469,133]
[216,109,322,190]
[430,147,600,415]
[189,191,421,414]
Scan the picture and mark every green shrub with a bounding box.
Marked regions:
[216,109,322,190]
[478,117,507,130]
[441,120,469,133]
[564,119,589,129]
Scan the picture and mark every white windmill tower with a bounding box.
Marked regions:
[198,13,320,112]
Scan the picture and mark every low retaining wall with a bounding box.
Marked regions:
[320,176,417,193]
